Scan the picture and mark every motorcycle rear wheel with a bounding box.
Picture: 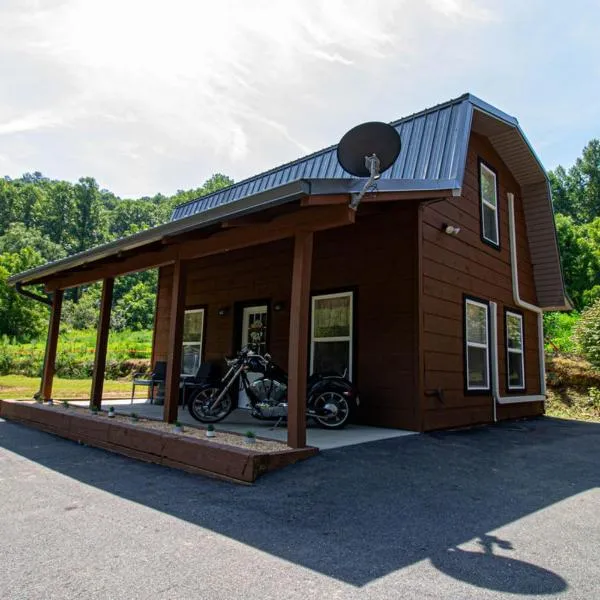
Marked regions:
[312,390,352,429]
[188,386,233,423]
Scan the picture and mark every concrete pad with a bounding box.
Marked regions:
[70,400,415,450]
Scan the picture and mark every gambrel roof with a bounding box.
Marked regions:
[9,93,568,310]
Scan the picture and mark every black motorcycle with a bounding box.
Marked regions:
[187,347,359,429]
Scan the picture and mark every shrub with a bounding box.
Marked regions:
[573,299,600,368]
[544,311,580,354]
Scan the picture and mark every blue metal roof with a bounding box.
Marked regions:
[171,93,509,221]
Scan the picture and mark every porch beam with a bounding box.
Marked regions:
[178,204,354,262]
[45,205,354,292]
[287,230,313,449]
[45,248,177,292]
[40,289,63,401]
[90,278,114,410]
[163,259,187,423]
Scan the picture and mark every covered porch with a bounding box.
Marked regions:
[28,200,365,449]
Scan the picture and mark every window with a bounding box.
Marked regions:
[182,308,204,375]
[479,161,499,247]
[311,292,353,379]
[465,298,490,391]
[506,311,525,390]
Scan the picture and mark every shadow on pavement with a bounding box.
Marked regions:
[1,416,598,591]
[431,535,566,594]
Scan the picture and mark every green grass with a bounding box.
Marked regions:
[0,374,147,400]
[0,328,152,379]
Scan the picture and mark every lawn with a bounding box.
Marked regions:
[0,375,147,400]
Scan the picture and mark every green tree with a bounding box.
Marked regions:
[112,281,156,331]
[108,198,160,239]
[40,181,78,250]
[0,223,67,263]
[72,177,108,253]
[0,249,49,340]
[550,139,600,223]
[0,179,20,235]
[554,213,600,309]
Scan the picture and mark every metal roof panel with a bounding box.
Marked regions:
[171,94,477,221]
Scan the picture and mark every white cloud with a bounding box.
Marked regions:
[0,0,597,196]
[0,113,62,135]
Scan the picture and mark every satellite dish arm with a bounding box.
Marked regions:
[349,153,381,211]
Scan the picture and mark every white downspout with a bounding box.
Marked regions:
[491,193,546,406]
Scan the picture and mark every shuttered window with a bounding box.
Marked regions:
[479,161,499,248]
[465,298,490,391]
[506,311,525,390]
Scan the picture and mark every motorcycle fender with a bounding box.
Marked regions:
[307,378,355,407]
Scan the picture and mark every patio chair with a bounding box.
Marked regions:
[131,361,167,404]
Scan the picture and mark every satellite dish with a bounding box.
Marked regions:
[336,121,401,210]
[337,121,401,177]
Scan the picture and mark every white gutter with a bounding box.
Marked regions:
[490,192,546,410]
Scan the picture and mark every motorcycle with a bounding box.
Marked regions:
[187,347,359,429]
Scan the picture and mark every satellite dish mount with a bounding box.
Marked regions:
[337,122,401,211]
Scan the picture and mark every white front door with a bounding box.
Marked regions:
[238,305,268,409]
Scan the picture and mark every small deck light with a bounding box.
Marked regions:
[442,223,461,236]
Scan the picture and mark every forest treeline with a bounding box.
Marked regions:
[0,172,232,339]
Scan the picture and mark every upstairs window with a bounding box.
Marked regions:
[465,297,490,392]
[506,310,525,390]
[479,161,499,248]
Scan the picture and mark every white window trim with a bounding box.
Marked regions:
[480,162,499,246]
[182,308,204,375]
[465,298,490,391]
[506,311,525,391]
[310,291,353,379]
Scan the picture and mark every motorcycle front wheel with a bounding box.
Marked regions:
[311,390,352,429]
[188,386,233,423]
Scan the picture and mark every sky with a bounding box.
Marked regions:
[1,0,599,198]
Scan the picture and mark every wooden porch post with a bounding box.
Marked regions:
[90,278,114,410]
[287,230,313,449]
[40,289,63,401]
[163,259,187,423]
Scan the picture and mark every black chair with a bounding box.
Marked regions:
[131,361,167,404]
[179,362,222,406]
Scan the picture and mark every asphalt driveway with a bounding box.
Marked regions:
[0,416,598,599]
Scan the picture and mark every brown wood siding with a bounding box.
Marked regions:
[153,203,419,430]
[420,132,543,431]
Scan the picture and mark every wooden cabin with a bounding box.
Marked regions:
[9,93,569,447]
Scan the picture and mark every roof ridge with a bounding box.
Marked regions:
[171,93,472,214]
